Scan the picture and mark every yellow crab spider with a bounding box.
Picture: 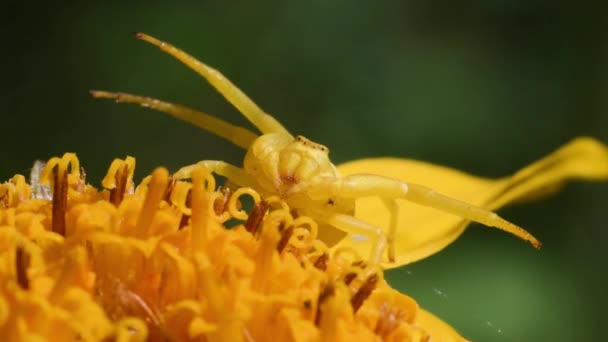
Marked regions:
[91,32,540,265]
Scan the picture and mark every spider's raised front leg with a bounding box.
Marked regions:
[135,33,292,137]
[328,174,541,261]
[174,160,255,188]
[90,91,258,150]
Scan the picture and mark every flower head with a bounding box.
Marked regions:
[4,32,608,340]
[0,153,470,341]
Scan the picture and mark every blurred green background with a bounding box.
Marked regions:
[2,1,607,341]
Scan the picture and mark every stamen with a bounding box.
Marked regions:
[227,188,261,220]
[213,187,231,216]
[168,181,193,230]
[351,274,379,313]
[341,260,368,285]
[332,246,363,264]
[0,190,8,209]
[178,189,192,230]
[190,168,217,249]
[290,216,319,245]
[15,246,29,289]
[343,273,357,286]
[313,253,329,271]
[52,165,68,236]
[102,157,136,206]
[135,168,169,238]
[244,200,268,235]
[276,225,294,254]
[314,283,335,326]
[40,153,80,236]
[210,186,232,223]
[352,260,367,268]
[163,177,176,203]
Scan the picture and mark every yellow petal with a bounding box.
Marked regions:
[332,137,608,268]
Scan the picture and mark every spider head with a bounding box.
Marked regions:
[278,136,334,181]
[244,133,338,198]
[293,135,329,155]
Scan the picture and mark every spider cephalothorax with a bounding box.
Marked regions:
[92,33,540,264]
[244,134,335,195]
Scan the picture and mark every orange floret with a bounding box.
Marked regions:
[0,154,467,341]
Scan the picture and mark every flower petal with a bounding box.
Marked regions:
[333,137,608,268]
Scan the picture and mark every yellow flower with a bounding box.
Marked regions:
[1,153,472,341]
[1,135,606,341]
[4,31,608,340]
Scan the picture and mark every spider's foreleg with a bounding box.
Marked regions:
[134,33,292,137]
[90,90,257,149]
[174,160,255,188]
[331,174,541,251]
[324,213,387,265]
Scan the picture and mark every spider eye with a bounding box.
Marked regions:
[294,135,329,153]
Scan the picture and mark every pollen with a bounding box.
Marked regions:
[0,154,465,341]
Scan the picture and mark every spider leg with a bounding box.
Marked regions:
[331,174,541,249]
[381,199,399,262]
[135,33,292,137]
[324,213,387,265]
[174,160,255,188]
[91,90,257,149]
